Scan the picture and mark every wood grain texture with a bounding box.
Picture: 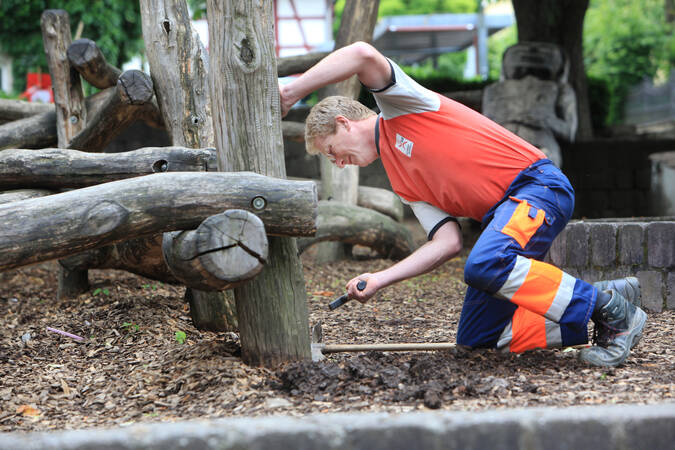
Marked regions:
[163,209,268,290]
[207,0,311,365]
[0,172,316,271]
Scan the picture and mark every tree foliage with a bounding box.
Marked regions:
[583,0,674,123]
[0,0,144,93]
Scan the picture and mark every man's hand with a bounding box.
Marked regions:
[346,273,380,303]
[279,82,296,118]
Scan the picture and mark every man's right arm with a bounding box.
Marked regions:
[279,42,392,117]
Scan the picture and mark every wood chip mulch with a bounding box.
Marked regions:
[1,224,673,432]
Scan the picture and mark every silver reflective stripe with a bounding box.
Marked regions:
[497,321,513,350]
[497,255,531,300]
[545,271,576,322]
[545,320,563,347]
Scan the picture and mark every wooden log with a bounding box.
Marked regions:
[277,51,329,77]
[0,100,52,123]
[68,70,157,152]
[0,147,216,189]
[59,234,179,283]
[207,0,311,365]
[163,209,268,291]
[41,9,87,147]
[297,201,415,260]
[0,89,116,151]
[296,178,404,222]
[0,110,57,150]
[67,38,122,89]
[0,189,54,204]
[0,172,316,272]
[140,0,232,332]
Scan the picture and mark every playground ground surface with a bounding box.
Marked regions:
[1,221,673,433]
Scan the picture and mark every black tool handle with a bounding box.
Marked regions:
[328,280,366,311]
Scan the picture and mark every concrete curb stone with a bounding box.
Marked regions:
[1,403,674,450]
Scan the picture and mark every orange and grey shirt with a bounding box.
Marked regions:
[368,60,546,238]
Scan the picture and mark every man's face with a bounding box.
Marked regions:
[313,117,372,168]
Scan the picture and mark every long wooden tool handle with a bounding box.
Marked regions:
[322,342,457,353]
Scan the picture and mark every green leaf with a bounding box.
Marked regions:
[175,330,187,344]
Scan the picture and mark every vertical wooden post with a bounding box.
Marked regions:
[207,0,311,366]
[316,0,380,262]
[140,0,237,331]
[41,9,89,299]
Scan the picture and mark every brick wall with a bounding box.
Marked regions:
[545,219,675,311]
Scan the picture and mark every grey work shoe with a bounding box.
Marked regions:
[579,288,647,367]
[593,277,641,306]
[592,277,641,348]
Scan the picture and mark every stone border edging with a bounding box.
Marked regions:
[1,403,674,450]
[545,219,675,311]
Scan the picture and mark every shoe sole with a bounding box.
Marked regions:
[579,306,647,367]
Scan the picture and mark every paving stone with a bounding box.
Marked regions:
[637,270,664,312]
[647,222,675,268]
[590,223,617,267]
[566,222,588,268]
[618,223,645,266]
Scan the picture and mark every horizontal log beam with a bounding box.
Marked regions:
[59,234,178,283]
[0,88,114,150]
[292,178,404,222]
[297,201,414,260]
[277,51,329,77]
[163,210,268,291]
[67,38,122,89]
[0,147,216,189]
[0,99,53,123]
[0,172,317,271]
[282,121,305,142]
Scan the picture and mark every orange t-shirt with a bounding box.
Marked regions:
[372,61,546,223]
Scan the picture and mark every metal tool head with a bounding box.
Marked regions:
[310,321,325,361]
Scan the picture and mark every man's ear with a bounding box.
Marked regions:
[335,115,350,130]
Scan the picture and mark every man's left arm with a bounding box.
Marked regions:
[346,220,462,302]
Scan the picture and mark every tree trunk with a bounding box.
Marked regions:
[0,172,317,272]
[67,38,122,89]
[512,0,592,139]
[140,0,235,332]
[0,147,215,189]
[317,0,380,261]
[207,0,311,366]
[162,209,268,291]
[297,201,415,260]
[68,70,161,152]
[41,9,90,299]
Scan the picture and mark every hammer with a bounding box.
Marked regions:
[328,280,366,310]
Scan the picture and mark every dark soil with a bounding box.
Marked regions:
[1,222,673,432]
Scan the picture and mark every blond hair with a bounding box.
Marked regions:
[304,96,376,155]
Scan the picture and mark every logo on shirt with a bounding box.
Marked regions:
[395,133,414,157]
